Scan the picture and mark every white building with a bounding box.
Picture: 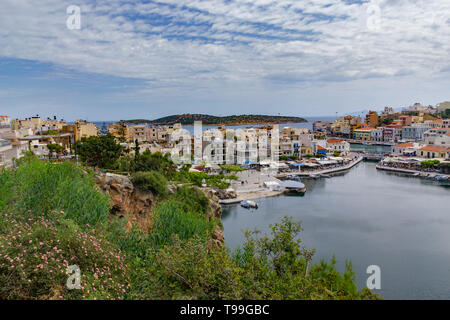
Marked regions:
[424,128,450,147]
[326,139,350,155]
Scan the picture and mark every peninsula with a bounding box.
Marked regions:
[123,114,308,126]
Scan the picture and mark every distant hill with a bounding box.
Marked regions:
[124,114,307,125]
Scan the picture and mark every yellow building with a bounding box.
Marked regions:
[12,119,33,130]
[353,128,375,141]
[62,120,98,141]
[108,122,130,142]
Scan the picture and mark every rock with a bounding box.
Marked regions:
[96,173,155,232]
[95,173,225,246]
[215,188,237,200]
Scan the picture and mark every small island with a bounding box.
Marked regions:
[123,114,308,126]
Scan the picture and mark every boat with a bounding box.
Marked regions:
[240,200,258,209]
[320,174,331,178]
[309,174,319,179]
[281,180,307,195]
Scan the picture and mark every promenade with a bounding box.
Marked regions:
[276,156,364,178]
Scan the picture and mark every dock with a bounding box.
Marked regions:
[276,156,364,178]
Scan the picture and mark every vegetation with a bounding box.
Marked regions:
[47,144,64,155]
[0,154,380,300]
[420,160,440,168]
[220,164,245,173]
[131,171,169,198]
[123,114,307,126]
[280,155,298,161]
[74,134,123,169]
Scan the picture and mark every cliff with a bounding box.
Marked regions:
[95,173,224,246]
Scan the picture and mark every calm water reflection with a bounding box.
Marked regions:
[222,161,450,299]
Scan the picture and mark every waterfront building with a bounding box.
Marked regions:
[418,145,449,159]
[391,142,418,157]
[371,128,384,142]
[401,124,429,141]
[353,127,376,141]
[382,124,403,143]
[326,139,350,155]
[423,128,450,147]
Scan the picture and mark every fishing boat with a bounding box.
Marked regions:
[240,200,258,209]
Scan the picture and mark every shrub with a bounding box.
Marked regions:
[174,186,210,214]
[1,157,110,227]
[131,171,168,198]
[148,201,213,249]
[0,211,129,300]
[148,236,242,299]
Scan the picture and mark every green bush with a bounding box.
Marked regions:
[148,201,213,249]
[0,157,110,227]
[131,171,169,198]
[142,217,380,300]
[0,211,129,300]
[175,186,210,214]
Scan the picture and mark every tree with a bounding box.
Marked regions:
[47,144,64,157]
[74,134,123,169]
[134,139,140,162]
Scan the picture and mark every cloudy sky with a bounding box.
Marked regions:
[0,0,449,121]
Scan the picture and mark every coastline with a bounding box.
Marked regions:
[376,164,450,179]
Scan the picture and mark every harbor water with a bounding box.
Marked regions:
[222,161,450,299]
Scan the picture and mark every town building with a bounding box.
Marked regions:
[391,142,418,157]
[423,128,450,147]
[418,145,449,159]
[365,111,379,128]
[401,124,429,142]
[326,139,350,155]
[353,127,375,141]
[62,120,98,142]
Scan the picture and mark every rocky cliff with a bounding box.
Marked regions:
[95,173,224,246]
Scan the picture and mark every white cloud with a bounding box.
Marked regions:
[0,0,449,117]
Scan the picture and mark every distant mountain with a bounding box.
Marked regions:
[124,114,308,125]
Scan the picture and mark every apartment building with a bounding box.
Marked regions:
[62,120,98,141]
[353,127,375,141]
[365,111,379,128]
[401,124,429,141]
[423,128,450,147]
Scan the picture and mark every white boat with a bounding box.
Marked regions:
[240,200,258,209]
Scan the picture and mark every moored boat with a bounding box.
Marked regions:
[281,180,307,195]
[240,200,258,209]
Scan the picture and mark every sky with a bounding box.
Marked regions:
[0,0,449,121]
